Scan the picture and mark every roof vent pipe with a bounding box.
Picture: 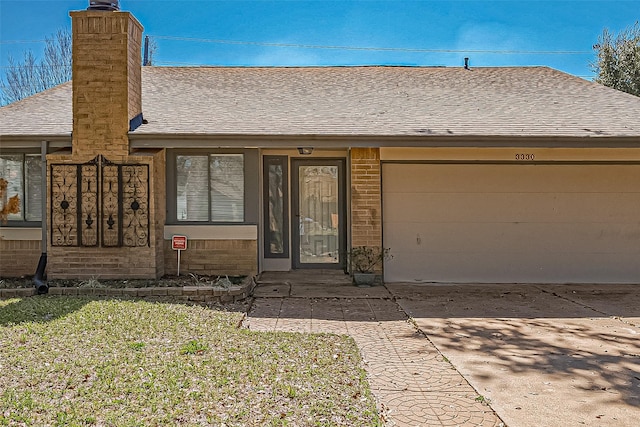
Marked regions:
[464,57,470,70]
[88,1,119,11]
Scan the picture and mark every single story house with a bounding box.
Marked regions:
[2,5,640,285]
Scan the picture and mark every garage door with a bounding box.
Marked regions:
[382,163,640,283]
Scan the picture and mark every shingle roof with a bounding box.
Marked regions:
[2,66,640,142]
[0,82,73,138]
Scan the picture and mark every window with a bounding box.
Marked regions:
[0,153,42,223]
[263,156,289,257]
[176,153,245,222]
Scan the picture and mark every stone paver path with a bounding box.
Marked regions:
[245,296,503,426]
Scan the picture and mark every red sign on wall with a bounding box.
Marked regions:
[172,235,187,250]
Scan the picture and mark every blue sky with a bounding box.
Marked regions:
[1,0,639,80]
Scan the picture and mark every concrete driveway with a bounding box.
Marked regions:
[388,283,640,427]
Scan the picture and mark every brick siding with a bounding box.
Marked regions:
[47,246,158,279]
[41,11,165,280]
[163,239,258,277]
[350,147,382,248]
[0,239,41,278]
[70,11,143,157]
[45,151,165,280]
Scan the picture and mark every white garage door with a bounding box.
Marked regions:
[383,163,640,283]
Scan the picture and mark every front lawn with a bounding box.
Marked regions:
[0,297,380,426]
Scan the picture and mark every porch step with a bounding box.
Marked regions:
[254,270,391,299]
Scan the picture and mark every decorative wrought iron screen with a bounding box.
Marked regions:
[51,155,150,247]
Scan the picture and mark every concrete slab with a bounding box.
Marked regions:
[255,270,392,299]
[389,283,640,427]
[252,282,292,298]
[542,284,640,326]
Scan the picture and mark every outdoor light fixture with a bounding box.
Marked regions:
[297,147,314,155]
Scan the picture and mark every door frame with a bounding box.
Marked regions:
[291,158,347,270]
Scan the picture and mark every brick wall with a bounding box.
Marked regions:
[47,246,158,279]
[43,10,160,280]
[127,20,142,122]
[350,147,382,248]
[0,239,41,278]
[163,239,258,277]
[70,11,143,158]
[46,152,164,280]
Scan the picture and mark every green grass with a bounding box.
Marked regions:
[475,395,491,405]
[0,297,380,426]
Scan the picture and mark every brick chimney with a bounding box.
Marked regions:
[70,6,143,158]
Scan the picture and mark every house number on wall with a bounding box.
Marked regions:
[515,153,536,160]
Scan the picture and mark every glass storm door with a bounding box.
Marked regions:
[292,159,346,269]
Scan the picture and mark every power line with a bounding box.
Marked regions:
[0,40,47,44]
[152,35,593,55]
[0,35,594,55]
[0,65,71,69]
[0,35,595,75]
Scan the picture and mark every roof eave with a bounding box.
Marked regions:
[0,134,72,149]
[128,133,640,149]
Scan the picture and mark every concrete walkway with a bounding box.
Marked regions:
[245,271,503,426]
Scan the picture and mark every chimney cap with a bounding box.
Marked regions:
[88,1,119,11]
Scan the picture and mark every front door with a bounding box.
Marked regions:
[291,159,346,269]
